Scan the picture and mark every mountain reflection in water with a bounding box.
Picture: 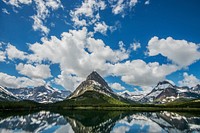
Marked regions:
[0,110,200,133]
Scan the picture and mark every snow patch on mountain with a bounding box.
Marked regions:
[6,85,71,103]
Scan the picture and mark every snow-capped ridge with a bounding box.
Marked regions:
[6,85,71,103]
[140,81,200,104]
[0,85,19,101]
[154,81,174,90]
[117,90,144,101]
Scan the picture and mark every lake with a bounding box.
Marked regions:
[0,110,200,133]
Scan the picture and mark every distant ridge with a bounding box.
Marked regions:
[140,81,200,103]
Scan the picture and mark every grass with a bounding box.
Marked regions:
[54,90,127,107]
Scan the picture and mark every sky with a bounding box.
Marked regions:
[0,0,200,94]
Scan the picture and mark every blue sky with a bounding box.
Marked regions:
[0,0,200,93]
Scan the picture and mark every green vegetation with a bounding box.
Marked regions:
[1,93,200,112]
[54,90,127,107]
[0,100,40,111]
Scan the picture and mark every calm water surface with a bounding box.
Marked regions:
[0,110,200,133]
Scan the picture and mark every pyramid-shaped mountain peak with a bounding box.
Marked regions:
[67,71,114,99]
[86,71,109,88]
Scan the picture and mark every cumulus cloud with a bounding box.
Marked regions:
[111,60,179,87]
[0,51,6,62]
[147,36,200,67]
[1,28,180,91]
[16,63,52,79]
[6,44,27,60]
[0,43,6,62]
[31,0,62,35]
[54,71,84,91]
[178,72,200,87]
[70,0,106,27]
[1,30,189,91]
[2,0,32,7]
[130,42,141,51]
[0,72,45,88]
[109,0,138,17]
[31,15,50,35]
[3,0,62,35]
[110,82,125,91]
[94,21,108,35]
[28,27,129,90]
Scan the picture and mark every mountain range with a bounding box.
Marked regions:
[0,71,200,104]
[119,81,200,104]
[0,85,70,103]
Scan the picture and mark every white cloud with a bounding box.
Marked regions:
[2,30,194,92]
[111,60,179,87]
[70,0,106,27]
[45,0,62,10]
[2,8,10,14]
[178,72,200,87]
[109,21,121,32]
[29,27,129,90]
[31,0,62,35]
[26,29,182,91]
[109,0,138,16]
[31,15,50,35]
[147,36,200,67]
[54,71,84,91]
[0,51,6,62]
[145,0,150,5]
[110,82,125,91]
[111,0,125,15]
[94,21,108,35]
[0,72,45,88]
[3,0,62,35]
[2,0,32,7]
[0,43,6,62]
[130,42,141,51]
[6,44,27,60]
[16,63,52,79]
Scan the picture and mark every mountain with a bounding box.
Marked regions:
[140,81,200,104]
[117,90,144,101]
[0,86,19,101]
[7,85,71,103]
[65,71,130,105]
[191,84,200,94]
[68,71,113,99]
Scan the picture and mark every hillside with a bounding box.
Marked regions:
[63,71,131,106]
[140,81,200,104]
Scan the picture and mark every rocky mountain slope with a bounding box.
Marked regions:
[0,86,19,101]
[140,81,200,103]
[66,71,130,104]
[117,90,145,101]
[6,85,71,103]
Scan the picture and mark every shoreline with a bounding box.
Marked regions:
[1,106,200,112]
